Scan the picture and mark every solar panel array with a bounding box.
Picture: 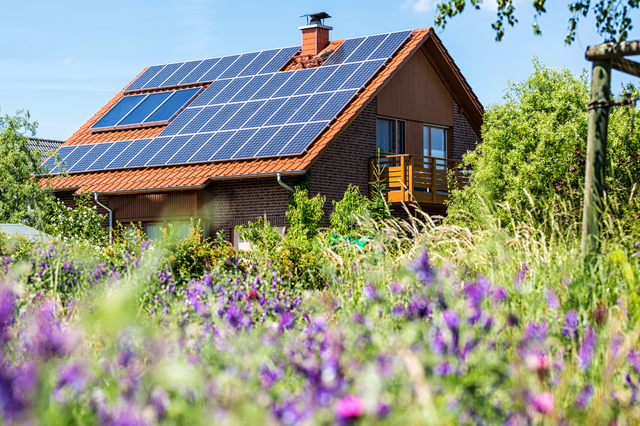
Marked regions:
[91,88,201,130]
[41,30,413,175]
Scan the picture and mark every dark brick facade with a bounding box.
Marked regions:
[451,99,480,161]
[309,97,378,225]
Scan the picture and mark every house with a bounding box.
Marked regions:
[27,138,64,158]
[39,14,483,245]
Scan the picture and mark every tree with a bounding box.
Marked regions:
[0,110,59,230]
[435,0,640,45]
[446,59,640,228]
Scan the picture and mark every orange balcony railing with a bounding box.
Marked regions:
[369,154,471,205]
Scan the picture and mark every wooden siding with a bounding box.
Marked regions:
[377,49,453,126]
[110,190,198,221]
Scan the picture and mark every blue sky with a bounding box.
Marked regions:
[1,0,638,140]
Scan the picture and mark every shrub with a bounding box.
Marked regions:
[330,184,370,236]
[48,193,107,245]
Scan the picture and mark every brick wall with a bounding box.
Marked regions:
[309,98,378,225]
[208,174,303,240]
[54,191,111,229]
[451,99,480,161]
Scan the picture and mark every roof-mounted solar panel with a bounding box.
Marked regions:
[91,88,201,132]
[124,65,165,92]
[143,63,183,89]
[161,60,202,87]
[179,58,221,85]
[259,46,300,74]
[219,52,260,79]
[323,38,366,66]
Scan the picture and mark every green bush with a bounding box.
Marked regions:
[48,193,108,245]
[330,184,370,236]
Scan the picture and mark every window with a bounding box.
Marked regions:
[168,221,191,240]
[144,223,164,241]
[377,118,405,154]
[423,125,449,159]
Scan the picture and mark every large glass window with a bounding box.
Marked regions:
[423,125,449,159]
[144,223,164,241]
[377,118,405,154]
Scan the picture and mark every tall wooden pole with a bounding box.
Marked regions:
[581,60,611,261]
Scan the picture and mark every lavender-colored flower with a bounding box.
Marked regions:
[490,286,507,301]
[376,402,391,417]
[434,362,452,376]
[514,262,529,288]
[363,284,378,301]
[429,328,446,355]
[278,312,296,333]
[562,310,579,339]
[28,301,74,359]
[406,295,431,320]
[545,287,560,310]
[0,287,16,341]
[409,250,433,284]
[149,387,169,419]
[629,349,640,375]
[390,282,403,294]
[521,321,548,346]
[476,276,492,293]
[272,400,303,425]
[578,326,597,371]
[56,361,88,394]
[443,310,459,330]
[531,391,555,415]
[391,305,405,317]
[464,284,483,306]
[575,385,594,410]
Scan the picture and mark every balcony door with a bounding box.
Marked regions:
[423,125,448,169]
[377,118,405,155]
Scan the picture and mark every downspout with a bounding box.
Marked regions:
[94,192,113,240]
[276,172,295,193]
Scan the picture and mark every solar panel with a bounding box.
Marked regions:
[88,141,133,171]
[147,135,193,166]
[221,101,265,130]
[107,139,151,169]
[178,105,222,135]
[279,122,327,155]
[189,131,235,163]
[239,49,279,77]
[91,95,145,129]
[259,46,300,74]
[69,143,113,172]
[180,58,221,85]
[162,60,202,87]
[369,30,412,60]
[345,34,388,63]
[210,129,258,161]
[118,92,173,126]
[232,127,279,159]
[341,60,385,90]
[41,145,76,173]
[265,96,309,126]
[125,65,165,92]
[323,38,365,66]
[159,107,202,136]
[219,52,259,79]
[256,124,303,157]
[126,138,169,167]
[200,103,243,132]
[199,55,240,82]
[45,32,412,174]
[143,63,183,89]
[144,88,201,123]
[168,133,214,164]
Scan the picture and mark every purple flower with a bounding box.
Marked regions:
[409,250,433,284]
[514,263,528,288]
[490,286,507,301]
[406,295,431,320]
[578,326,597,371]
[150,387,169,419]
[28,301,74,359]
[376,402,391,417]
[363,284,378,301]
[272,400,303,425]
[278,312,296,333]
[575,385,594,410]
[522,321,548,346]
[0,287,16,341]
[434,362,452,376]
[562,310,579,339]
[464,284,483,306]
[476,276,491,293]
[429,328,446,355]
[390,282,403,294]
[629,349,640,375]
[545,287,560,310]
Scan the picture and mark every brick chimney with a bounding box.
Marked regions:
[299,13,332,56]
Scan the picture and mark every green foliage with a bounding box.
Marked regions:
[48,194,107,245]
[0,110,60,230]
[330,185,369,236]
[434,0,640,44]
[235,216,283,256]
[447,59,640,239]
[285,188,326,244]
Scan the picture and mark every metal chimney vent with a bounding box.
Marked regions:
[300,12,332,28]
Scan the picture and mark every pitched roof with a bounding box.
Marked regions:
[42,28,482,194]
[28,138,64,154]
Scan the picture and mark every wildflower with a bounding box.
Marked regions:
[575,385,594,410]
[390,282,403,294]
[443,310,459,330]
[490,286,507,301]
[336,396,365,418]
[376,402,391,417]
[545,287,560,310]
[578,327,597,371]
[562,311,579,339]
[363,284,378,301]
[0,287,16,341]
[434,362,452,376]
[514,262,528,288]
[531,391,555,415]
[406,295,431,320]
[629,349,640,375]
[409,250,433,284]
[521,321,548,347]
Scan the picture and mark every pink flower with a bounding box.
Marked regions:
[336,396,365,418]
[532,391,555,415]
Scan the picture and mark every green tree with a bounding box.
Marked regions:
[0,110,59,230]
[434,0,639,44]
[447,59,640,227]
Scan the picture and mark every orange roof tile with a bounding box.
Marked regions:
[43,28,482,195]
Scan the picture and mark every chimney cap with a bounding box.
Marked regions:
[300,12,331,26]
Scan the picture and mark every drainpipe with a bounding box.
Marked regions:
[94,192,113,240]
[276,172,295,193]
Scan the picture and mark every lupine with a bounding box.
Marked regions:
[409,250,433,284]
[563,310,579,339]
[578,326,597,371]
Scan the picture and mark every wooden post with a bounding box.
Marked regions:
[400,155,406,202]
[408,155,414,202]
[581,60,611,262]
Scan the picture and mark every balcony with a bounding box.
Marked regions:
[370,154,471,206]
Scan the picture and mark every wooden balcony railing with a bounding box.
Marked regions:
[369,154,471,205]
